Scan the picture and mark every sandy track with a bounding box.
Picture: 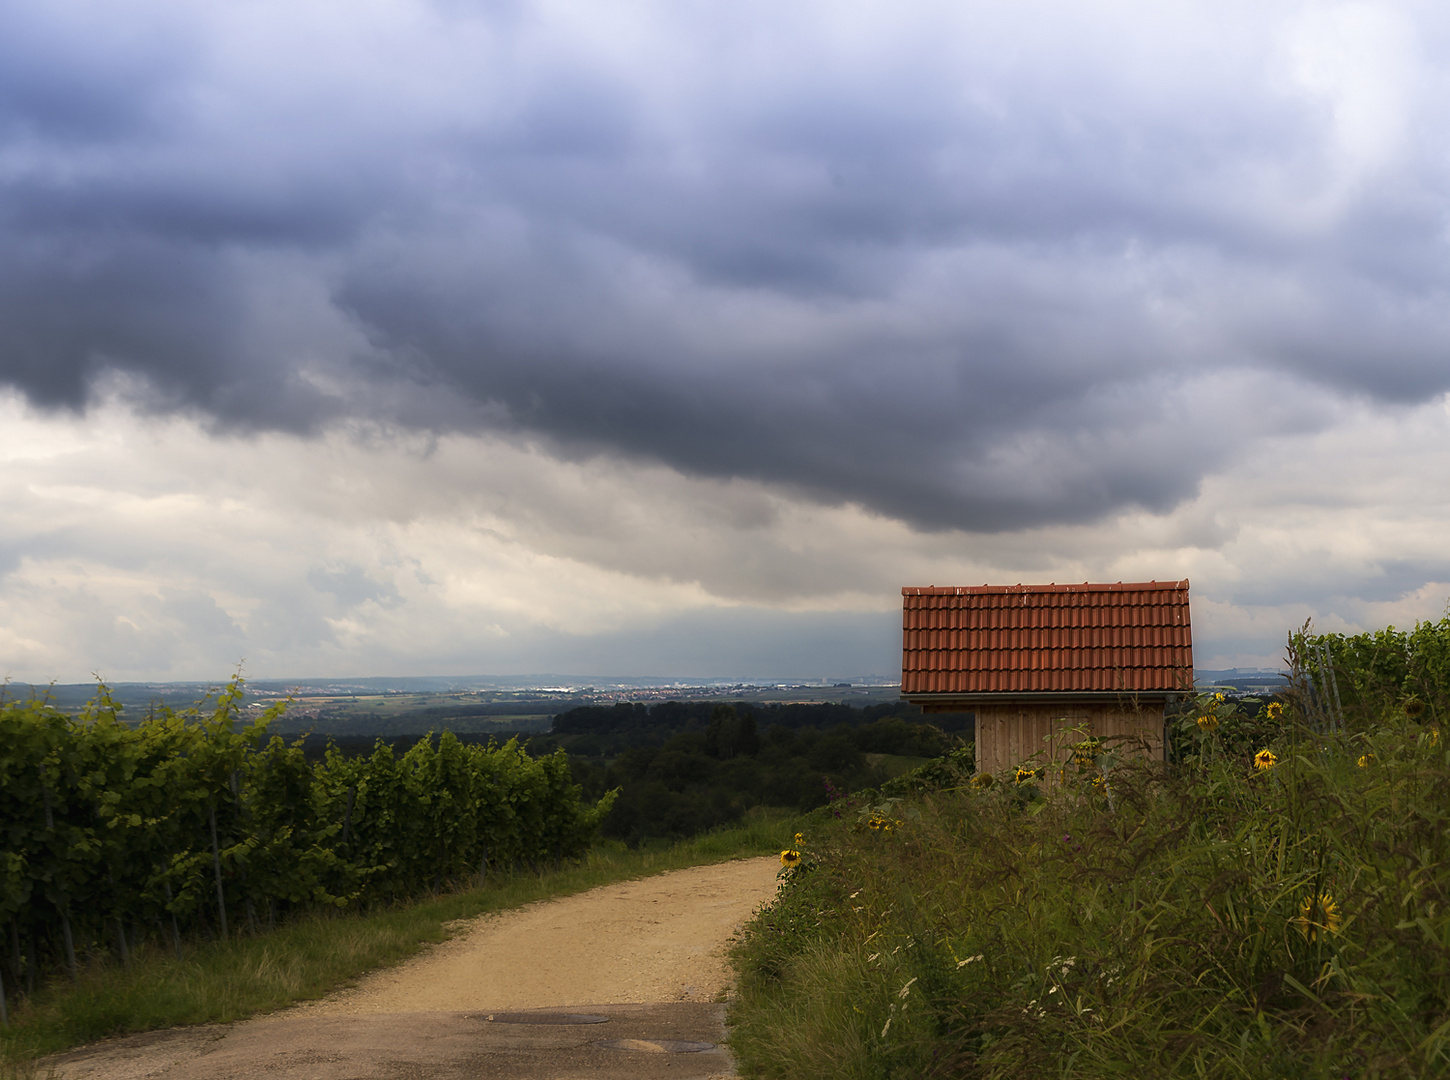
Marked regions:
[288,855,782,1013]
[47,856,784,1079]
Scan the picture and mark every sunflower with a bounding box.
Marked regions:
[794,833,805,847]
[1266,702,1284,720]
[970,772,995,790]
[1405,697,1427,719]
[1013,765,1038,785]
[780,849,802,869]
[1196,714,1219,732]
[1071,738,1100,770]
[1254,749,1277,770]
[1294,892,1342,944]
[1213,692,1225,702]
[867,814,894,832]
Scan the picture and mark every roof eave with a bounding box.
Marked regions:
[903,689,1186,705]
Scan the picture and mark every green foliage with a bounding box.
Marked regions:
[1297,614,1450,728]
[729,686,1450,1078]
[566,713,963,845]
[0,678,616,1010]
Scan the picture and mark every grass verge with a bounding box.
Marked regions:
[1,806,801,1073]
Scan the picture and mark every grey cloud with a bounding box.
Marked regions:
[306,566,401,609]
[3,1,1449,532]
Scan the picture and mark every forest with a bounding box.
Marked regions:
[282,698,972,845]
[549,700,972,844]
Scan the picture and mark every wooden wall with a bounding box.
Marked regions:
[966,701,1166,778]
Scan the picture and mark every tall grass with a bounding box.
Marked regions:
[1,807,799,1071]
[729,704,1450,1078]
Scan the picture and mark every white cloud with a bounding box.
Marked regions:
[3,386,1450,681]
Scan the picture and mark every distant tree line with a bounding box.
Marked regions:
[555,702,973,845]
[305,699,975,847]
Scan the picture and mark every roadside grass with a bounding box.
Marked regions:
[1,806,801,1073]
[729,709,1450,1079]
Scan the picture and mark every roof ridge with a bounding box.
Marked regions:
[902,579,1189,596]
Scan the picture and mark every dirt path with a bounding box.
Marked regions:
[294,855,781,1013]
[46,856,782,1080]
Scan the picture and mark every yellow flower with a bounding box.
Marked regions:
[1091,774,1107,790]
[794,833,805,847]
[1266,702,1284,720]
[1357,754,1374,768]
[970,772,995,790]
[1254,749,1277,770]
[780,849,801,868]
[1014,765,1037,785]
[1213,692,1225,702]
[1294,892,1342,944]
[867,814,894,832]
[1196,714,1219,732]
[1427,729,1440,748]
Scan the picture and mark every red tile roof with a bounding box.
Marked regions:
[901,580,1192,696]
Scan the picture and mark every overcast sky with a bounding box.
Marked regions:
[3,0,1449,683]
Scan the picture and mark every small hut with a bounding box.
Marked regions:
[900,580,1193,777]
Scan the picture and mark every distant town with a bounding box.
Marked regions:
[5,666,1288,736]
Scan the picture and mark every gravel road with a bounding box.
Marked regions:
[45,855,783,1080]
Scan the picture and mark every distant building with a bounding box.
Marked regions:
[900,580,1193,778]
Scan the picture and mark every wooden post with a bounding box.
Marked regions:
[107,866,130,968]
[209,808,228,939]
[342,786,355,845]
[163,878,182,959]
[60,905,77,978]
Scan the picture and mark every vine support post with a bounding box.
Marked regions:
[342,786,355,845]
[163,877,182,959]
[209,807,228,939]
[60,904,77,978]
[107,866,129,968]
[8,921,20,989]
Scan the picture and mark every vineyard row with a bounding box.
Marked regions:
[0,679,615,1010]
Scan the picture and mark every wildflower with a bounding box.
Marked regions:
[1196,714,1219,732]
[780,849,801,869]
[1294,892,1342,944]
[1357,754,1374,768]
[1254,749,1277,770]
[1266,701,1284,720]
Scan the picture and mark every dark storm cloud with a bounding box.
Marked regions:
[2,0,1448,530]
